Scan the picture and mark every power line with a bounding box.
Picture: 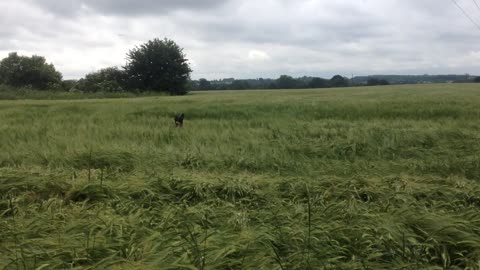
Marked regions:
[473,0,480,12]
[451,0,480,31]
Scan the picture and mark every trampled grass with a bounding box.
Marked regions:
[1,83,480,269]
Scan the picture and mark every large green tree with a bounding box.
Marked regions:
[0,52,62,89]
[124,38,192,95]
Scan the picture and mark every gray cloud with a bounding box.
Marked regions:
[1,0,479,79]
[28,0,229,16]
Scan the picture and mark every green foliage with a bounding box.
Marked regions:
[71,150,135,172]
[75,67,127,92]
[1,84,480,269]
[125,38,192,95]
[309,77,329,88]
[61,79,78,91]
[197,78,212,90]
[229,80,251,90]
[0,52,62,89]
[355,74,476,84]
[0,84,157,100]
[367,77,390,86]
[275,75,299,89]
[330,74,349,87]
[201,75,350,90]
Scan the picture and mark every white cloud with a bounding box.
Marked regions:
[248,50,271,61]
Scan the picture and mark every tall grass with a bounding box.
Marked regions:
[0,84,168,100]
[1,83,480,269]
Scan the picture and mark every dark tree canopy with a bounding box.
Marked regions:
[197,78,212,90]
[229,80,251,90]
[0,52,62,89]
[475,77,480,83]
[276,75,298,89]
[76,67,127,92]
[330,75,349,87]
[367,78,390,86]
[124,38,192,95]
[309,77,329,88]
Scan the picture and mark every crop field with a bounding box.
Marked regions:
[1,83,480,269]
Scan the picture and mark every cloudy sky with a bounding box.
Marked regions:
[1,0,479,79]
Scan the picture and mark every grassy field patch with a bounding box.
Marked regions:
[1,84,480,269]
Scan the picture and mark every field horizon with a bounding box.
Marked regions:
[1,83,480,269]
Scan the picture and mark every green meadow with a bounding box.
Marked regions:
[1,83,480,269]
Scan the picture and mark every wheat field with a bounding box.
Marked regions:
[1,83,480,269]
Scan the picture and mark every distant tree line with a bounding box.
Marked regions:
[192,74,480,91]
[0,38,192,95]
[191,75,391,91]
[1,39,479,95]
[353,74,478,85]
[192,75,353,91]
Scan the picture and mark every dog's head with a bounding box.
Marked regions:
[174,113,184,121]
[174,113,184,127]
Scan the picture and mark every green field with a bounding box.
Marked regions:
[1,84,480,269]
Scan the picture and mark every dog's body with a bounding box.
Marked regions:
[174,113,184,127]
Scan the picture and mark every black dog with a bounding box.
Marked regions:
[174,113,184,127]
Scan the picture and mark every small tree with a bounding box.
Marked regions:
[0,52,62,89]
[197,78,212,90]
[309,77,329,88]
[276,75,298,89]
[124,38,192,95]
[330,75,349,87]
[76,67,127,92]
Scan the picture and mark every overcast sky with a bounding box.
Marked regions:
[1,0,479,80]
